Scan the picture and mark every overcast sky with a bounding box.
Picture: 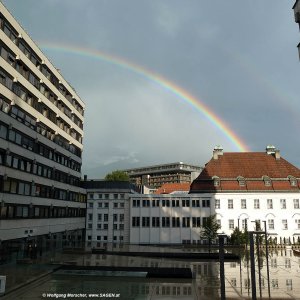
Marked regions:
[2,0,299,178]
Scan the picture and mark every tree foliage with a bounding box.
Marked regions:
[230,227,249,245]
[104,170,129,181]
[200,214,221,251]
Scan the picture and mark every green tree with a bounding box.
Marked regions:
[105,170,129,181]
[200,214,221,252]
[230,227,249,245]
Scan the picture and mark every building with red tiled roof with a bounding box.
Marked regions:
[190,146,300,244]
[155,183,190,194]
[190,145,300,193]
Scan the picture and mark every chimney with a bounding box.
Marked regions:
[275,149,280,160]
[84,174,87,181]
[266,145,276,155]
[213,145,223,160]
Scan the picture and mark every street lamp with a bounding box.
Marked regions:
[262,220,271,299]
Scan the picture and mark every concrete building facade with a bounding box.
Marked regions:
[123,162,201,189]
[0,2,86,259]
[84,180,139,248]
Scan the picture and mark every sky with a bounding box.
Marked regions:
[2,0,300,178]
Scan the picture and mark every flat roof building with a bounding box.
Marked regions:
[0,2,86,260]
[123,162,201,189]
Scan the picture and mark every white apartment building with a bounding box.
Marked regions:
[0,2,86,259]
[129,194,211,245]
[85,180,140,248]
[190,146,300,244]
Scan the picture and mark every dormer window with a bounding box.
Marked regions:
[288,176,297,187]
[237,176,246,186]
[263,176,272,186]
[213,176,220,187]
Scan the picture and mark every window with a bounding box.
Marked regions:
[285,258,291,268]
[132,199,140,207]
[120,214,124,222]
[172,199,179,207]
[104,214,108,222]
[214,178,220,186]
[113,202,118,208]
[294,199,299,209]
[192,199,200,207]
[142,199,150,207]
[162,217,170,227]
[280,199,286,209]
[282,219,288,230]
[98,202,102,208]
[228,199,233,209]
[286,279,293,291]
[295,219,300,229]
[238,177,245,186]
[114,194,118,199]
[132,217,140,227]
[172,217,180,227]
[254,199,260,209]
[271,279,278,289]
[113,214,118,222]
[268,219,274,230]
[215,199,220,209]
[267,199,273,209]
[202,199,210,207]
[229,219,234,229]
[271,258,277,268]
[264,177,272,186]
[152,217,160,227]
[182,199,190,207]
[192,217,201,227]
[241,199,246,209]
[104,202,109,208]
[104,194,109,199]
[88,213,92,221]
[242,219,247,230]
[103,224,108,230]
[182,217,190,227]
[142,217,150,227]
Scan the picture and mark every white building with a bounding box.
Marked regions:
[85,147,300,246]
[129,194,211,245]
[0,2,86,259]
[129,146,300,245]
[190,146,300,244]
[84,180,140,248]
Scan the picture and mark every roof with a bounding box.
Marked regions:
[190,152,300,193]
[82,180,140,192]
[155,183,191,194]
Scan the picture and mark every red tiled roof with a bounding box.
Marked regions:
[155,183,190,194]
[190,152,300,193]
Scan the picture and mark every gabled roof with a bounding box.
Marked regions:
[190,152,300,193]
[155,183,190,194]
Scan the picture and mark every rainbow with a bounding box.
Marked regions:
[39,42,249,152]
